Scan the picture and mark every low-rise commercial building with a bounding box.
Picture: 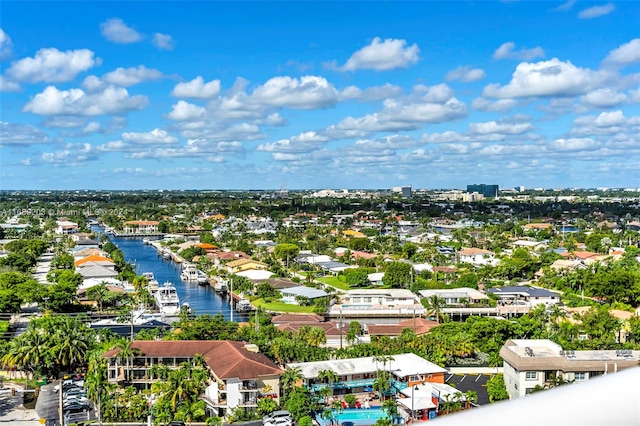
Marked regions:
[500,339,640,399]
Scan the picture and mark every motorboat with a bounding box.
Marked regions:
[142,272,159,293]
[154,282,181,316]
[181,264,209,285]
[236,299,254,312]
[213,278,228,293]
[197,270,209,285]
[89,308,171,336]
[181,264,199,281]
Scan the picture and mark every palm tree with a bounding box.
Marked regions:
[423,295,447,323]
[175,398,206,425]
[2,329,51,378]
[86,360,116,425]
[381,398,398,422]
[113,340,140,384]
[280,366,303,397]
[53,317,90,370]
[87,284,110,314]
[308,326,327,347]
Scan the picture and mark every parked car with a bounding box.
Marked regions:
[263,410,292,425]
[264,418,293,426]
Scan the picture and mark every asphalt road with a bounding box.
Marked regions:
[444,373,492,405]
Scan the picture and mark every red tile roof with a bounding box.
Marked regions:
[103,340,282,380]
[271,313,325,324]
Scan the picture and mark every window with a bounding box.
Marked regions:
[364,297,372,303]
[525,371,537,381]
[574,372,586,381]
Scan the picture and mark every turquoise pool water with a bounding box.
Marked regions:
[317,408,392,426]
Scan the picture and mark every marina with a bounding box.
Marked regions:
[93,226,251,321]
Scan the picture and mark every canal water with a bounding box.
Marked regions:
[94,227,249,321]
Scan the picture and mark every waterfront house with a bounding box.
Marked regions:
[55,220,78,235]
[122,220,160,234]
[329,289,425,318]
[226,259,269,274]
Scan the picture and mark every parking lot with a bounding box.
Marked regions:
[445,373,492,405]
[35,380,95,426]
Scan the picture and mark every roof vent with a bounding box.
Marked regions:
[525,347,534,357]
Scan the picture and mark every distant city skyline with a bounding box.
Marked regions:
[1,1,639,190]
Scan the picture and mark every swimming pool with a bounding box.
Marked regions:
[317,408,391,426]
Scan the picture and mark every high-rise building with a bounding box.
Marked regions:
[401,185,412,198]
[466,184,499,198]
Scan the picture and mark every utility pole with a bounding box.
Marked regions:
[230,278,233,323]
[59,378,63,426]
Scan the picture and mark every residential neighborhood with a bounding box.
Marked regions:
[0,188,639,425]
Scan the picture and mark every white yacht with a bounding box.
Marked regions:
[236,299,254,312]
[181,264,199,281]
[213,278,228,293]
[154,282,181,316]
[181,264,209,285]
[142,272,159,293]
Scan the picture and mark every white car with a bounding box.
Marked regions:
[263,410,292,426]
[264,418,293,426]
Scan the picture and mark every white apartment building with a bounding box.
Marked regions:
[500,339,640,399]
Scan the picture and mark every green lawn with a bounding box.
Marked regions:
[252,299,317,313]
[317,276,350,290]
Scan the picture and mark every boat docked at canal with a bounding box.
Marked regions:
[236,299,254,312]
[142,272,160,293]
[213,278,228,293]
[154,282,181,316]
[181,264,209,285]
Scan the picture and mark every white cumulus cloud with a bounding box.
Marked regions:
[483,58,596,98]
[468,121,534,135]
[153,33,174,50]
[335,37,420,71]
[0,121,50,146]
[0,75,20,92]
[101,66,162,87]
[251,76,339,109]
[603,39,640,66]
[0,28,12,60]
[6,48,97,83]
[168,100,206,121]
[581,88,627,108]
[549,138,599,152]
[122,128,178,144]
[493,42,545,61]
[445,66,486,83]
[100,18,142,43]
[171,76,221,99]
[23,85,148,116]
[578,3,615,19]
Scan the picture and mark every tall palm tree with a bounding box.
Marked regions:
[113,340,140,384]
[308,327,327,347]
[280,366,303,397]
[53,317,90,370]
[175,398,206,425]
[424,295,447,323]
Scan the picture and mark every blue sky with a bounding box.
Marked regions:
[1,1,639,190]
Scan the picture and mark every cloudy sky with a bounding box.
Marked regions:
[1,1,639,190]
